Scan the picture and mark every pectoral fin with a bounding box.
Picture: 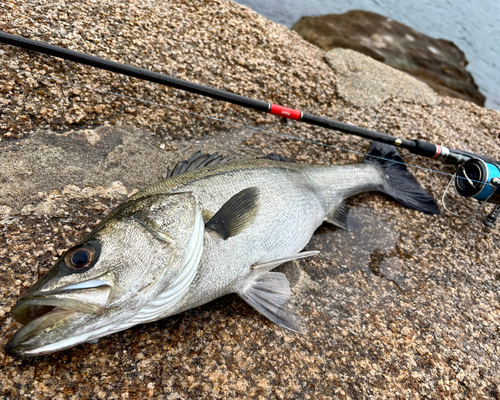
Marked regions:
[205,187,259,240]
[239,270,305,333]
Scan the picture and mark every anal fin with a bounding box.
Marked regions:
[326,201,358,231]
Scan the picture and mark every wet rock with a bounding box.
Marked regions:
[292,10,486,106]
[0,126,258,215]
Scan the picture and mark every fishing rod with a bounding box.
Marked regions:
[1,31,500,224]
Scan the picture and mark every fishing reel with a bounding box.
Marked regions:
[453,158,500,226]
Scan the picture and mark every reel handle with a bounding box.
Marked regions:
[484,205,500,227]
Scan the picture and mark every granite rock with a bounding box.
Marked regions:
[324,48,439,108]
[292,10,486,106]
[1,0,500,399]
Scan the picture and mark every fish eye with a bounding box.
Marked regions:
[64,244,96,270]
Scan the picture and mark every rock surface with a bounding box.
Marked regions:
[292,10,486,107]
[1,0,500,399]
[324,48,438,108]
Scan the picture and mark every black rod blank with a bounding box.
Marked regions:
[0,32,270,112]
[2,31,454,159]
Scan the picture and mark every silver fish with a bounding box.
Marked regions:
[6,143,438,357]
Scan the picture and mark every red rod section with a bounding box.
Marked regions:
[269,104,302,121]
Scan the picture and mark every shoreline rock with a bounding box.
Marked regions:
[324,48,439,108]
[292,10,486,106]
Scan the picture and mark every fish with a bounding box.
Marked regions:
[5,142,439,357]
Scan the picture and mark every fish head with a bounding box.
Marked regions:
[6,192,204,357]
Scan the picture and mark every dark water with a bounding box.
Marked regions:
[235,0,500,111]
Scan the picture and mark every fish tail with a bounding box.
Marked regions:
[365,142,440,215]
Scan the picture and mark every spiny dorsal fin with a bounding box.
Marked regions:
[166,151,231,178]
[205,187,259,240]
[325,201,358,231]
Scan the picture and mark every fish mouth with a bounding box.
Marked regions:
[6,283,112,357]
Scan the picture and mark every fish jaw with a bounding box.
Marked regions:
[6,284,112,357]
[6,193,205,357]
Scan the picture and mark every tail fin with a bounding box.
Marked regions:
[365,142,440,215]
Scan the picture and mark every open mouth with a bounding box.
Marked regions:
[6,283,111,357]
[19,304,57,324]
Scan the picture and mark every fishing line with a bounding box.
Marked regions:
[441,168,499,219]
[441,172,461,217]
[0,63,464,182]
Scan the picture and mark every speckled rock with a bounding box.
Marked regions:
[325,48,439,108]
[1,0,500,399]
[0,126,253,213]
[292,10,486,106]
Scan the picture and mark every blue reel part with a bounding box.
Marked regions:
[454,159,500,203]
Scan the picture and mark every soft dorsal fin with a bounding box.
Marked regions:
[260,153,295,163]
[205,187,259,240]
[166,151,231,178]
